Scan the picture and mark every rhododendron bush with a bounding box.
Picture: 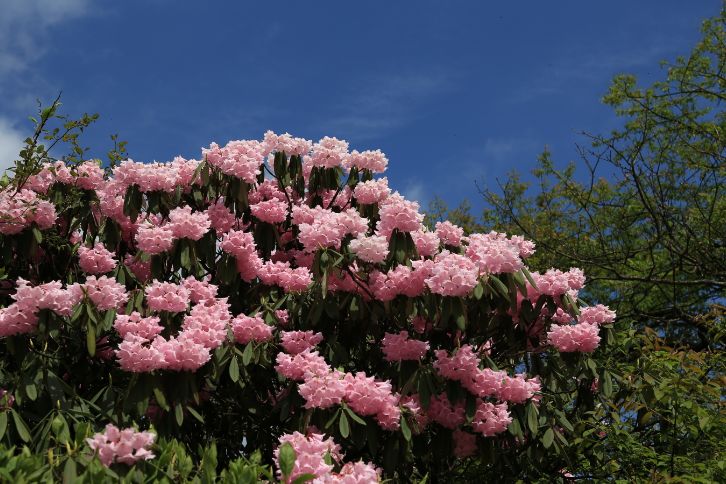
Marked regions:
[0,120,616,481]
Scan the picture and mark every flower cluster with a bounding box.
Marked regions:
[86,424,155,467]
[274,432,379,483]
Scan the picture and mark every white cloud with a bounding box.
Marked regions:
[402,181,426,206]
[317,73,450,141]
[0,117,25,174]
[0,0,91,76]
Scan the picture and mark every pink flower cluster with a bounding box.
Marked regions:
[465,232,524,274]
[376,193,424,236]
[274,431,381,483]
[115,283,230,372]
[547,321,601,352]
[145,281,190,313]
[435,221,464,247]
[203,140,264,183]
[262,130,312,157]
[168,206,211,241]
[426,251,479,297]
[113,158,199,193]
[280,330,324,354]
[369,260,433,301]
[431,345,538,436]
[0,188,56,235]
[258,261,313,292]
[0,279,81,336]
[275,349,400,430]
[349,234,389,263]
[344,149,388,173]
[221,230,262,281]
[79,243,118,274]
[231,314,273,344]
[86,424,155,467]
[381,331,429,361]
[352,177,390,205]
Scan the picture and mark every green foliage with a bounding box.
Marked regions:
[428,10,725,482]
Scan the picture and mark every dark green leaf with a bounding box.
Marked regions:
[542,428,554,449]
[279,442,296,477]
[229,356,240,382]
[11,409,30,442]
[339,410,350,438]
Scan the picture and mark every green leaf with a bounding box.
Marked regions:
[473,282,484,300]
[0,412,7,440]
[344,407,367,426]
[339,410,350,438]
[153,387,170,411]
[32,227,43,244]
[542,428,554,449]
[602,370,613,397]
[62,458,77,484]
[229,356,240,382]
[291,474,316,484]
[521,266,538,290]
[175,403,184,426]
[25,382,37,401]
[11,409,30,442]
[489,275,509,298]
[242,343,253,366]
[86,323,96,357]
[278,442,296,478]
[527,404,539,436]
[187,406,205,423]
[400,416,412,442]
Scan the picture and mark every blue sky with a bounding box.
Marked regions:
[0,0,719,212]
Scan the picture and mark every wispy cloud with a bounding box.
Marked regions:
[0,118,24,174]
[0,0,92,77]
[316,72,450,141]
[0,0,95,171]
[402,180,426,206]
[508,40,677,104]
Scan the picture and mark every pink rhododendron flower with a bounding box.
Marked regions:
[86,424,155,467]
[349,234,389,263]
[381,331,429,361]
[0,188,57,234]
[547,323,601,352]
[114,312,163,341]
[135,222,174,254]
[232,314,274,344]
[251,198,288,224]
[411,229,440,257]
[435,221,464,247]
[274,431,342,482]
[78,243,117,274]
[466,232,523,274]
[262,130,312,156]
[343,149,388,173]
[471,401,512,437]
[310,136,349,168]
[275,349,331,381]
[168,206,211,241]
[203,140,264,183]
[376,192,423,236]
[427,393,465,429]
[578,304,616,325]
[426,251,479,297]
[80,276,129,311]
[206,199,237,234]
[352,177,390,205]
[280,330,324,354]
[145,281,190,313]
